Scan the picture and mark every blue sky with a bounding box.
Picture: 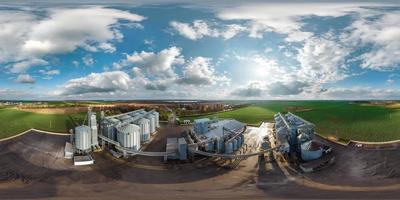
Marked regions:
[0,0,399,100]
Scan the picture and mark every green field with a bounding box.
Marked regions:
[0,108,85,139]
[181,101,400,142]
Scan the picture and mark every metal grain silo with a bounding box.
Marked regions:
[233,138,238,151]
[152,111,160,128]
[237,136,242,148]
[145,114,156,134]
[117,124,141,150]
[136,118,150,142]
[225,141,233,154]
[205,140,214,152]
[75,125,91,151]
[215,138,224,153]
[240,134,245,146]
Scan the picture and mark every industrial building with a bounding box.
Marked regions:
[273,112,331,162]
[164,137,188,162]
[189,118,246,154]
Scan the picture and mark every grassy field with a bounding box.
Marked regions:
[181,101,400,142]
[0,108,86,139]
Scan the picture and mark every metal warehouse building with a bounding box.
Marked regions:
[192,118,246,154]
[273,112,329,161]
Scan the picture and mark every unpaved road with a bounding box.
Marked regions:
[0,128,399,199]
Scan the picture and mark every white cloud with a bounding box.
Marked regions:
[72,60,80,67]
[170,20,246,40]
[0,11,36,63]
[55,71,131,96]
[230,38,350,97]
[176,57,229,85]
[22,7,145,57]
[0,88,32,100]
[0,7,145,73]
[321,87,400,100]
[343,11,400,71]
[170,20,216,40]
[231,81,266,97]
[387,74,399,84]
[82,54,94,66]
[114,46,184,78]
[297,36,350,84]
[16,74,36,84]
[38,69,60,75]
[216,3,369,41]
[144,39,153,45]
[9,58,48,73]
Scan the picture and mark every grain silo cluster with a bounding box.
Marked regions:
[100,109,160,156]
[74,108,99,154]
[273,112,334,172]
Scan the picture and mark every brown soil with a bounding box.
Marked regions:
[0,128,400,199]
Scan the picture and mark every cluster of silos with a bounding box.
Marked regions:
[224,134,245,154]
[274,112,324,161]
[100,109,160,149]
[274,113,291,153]
[74,108,99,153]
[116,124,141,151]
[202,134,245,154]
[135,118,150,142]
[101,118,119,141]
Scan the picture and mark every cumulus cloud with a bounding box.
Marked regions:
[170,20,246,40]
[82,54,94,66]
[297,36,350,84]
[231,81,265,97]
[22,7,144,56]
[114,46,184,79]
[55,71,131,96]
[16,74,36,84]
[0,7,145,73]
[216,3,368,41]
[0,11,36,63]
[144,82,168,91]
[39,69,60,75]
[343,11,400,71]
[176,57,229,85]
[9,58,48,73]
[0,88,32,100]
[321,87,400,100]
[269,81,310,96]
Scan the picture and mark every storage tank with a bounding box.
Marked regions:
[225,141,233,154]
[205,140,214,152]
[75,125,91,151]
[145,114,156,134]
[215,138,224,153]
[240,134,245,146]
[233,139,238,151]
[301,141,323,161]
[117,124,141,150]
[152,111,160,128]
[135,118,150,142]
[237,136,242,148]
